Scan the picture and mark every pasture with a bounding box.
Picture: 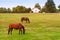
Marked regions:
[0,13,60,40]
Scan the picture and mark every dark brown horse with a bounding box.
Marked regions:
[8,23,25,35]
[21,17,30,23]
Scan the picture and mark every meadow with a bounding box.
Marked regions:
[0,13,60,40]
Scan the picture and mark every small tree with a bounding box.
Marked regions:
[34,3,41,10]
[7,8,11,13]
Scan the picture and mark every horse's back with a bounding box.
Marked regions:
[21,17,29,20]
[9,23,23,29]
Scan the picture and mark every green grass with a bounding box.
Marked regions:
[0,13,60,40]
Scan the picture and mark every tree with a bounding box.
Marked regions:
[0,8,4,13]
[12,6,25,13]
[25,8,31,13]
[41,6,46,12]
[58,5,60,12]
[0,7,7,13]
[12,7,17,13]
[7,8,11,13]
[44,0,57,13]
[34,3,41,10]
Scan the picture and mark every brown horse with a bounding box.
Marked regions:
[8,23,25,35]
[21,17,30,23]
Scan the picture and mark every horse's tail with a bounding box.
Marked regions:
[22,26,25,34]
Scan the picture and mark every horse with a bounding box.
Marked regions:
[8,23,25,35]
[21,17,30,23]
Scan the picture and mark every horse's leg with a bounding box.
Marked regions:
[11,29,13,35]
[22,26,25,34]
[21,29,22,34]
[19,29,20,34]
[8,28,10,35]
[19,29,22,34]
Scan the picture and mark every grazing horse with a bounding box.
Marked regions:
[21,17,30,23]
[8,23,25,35]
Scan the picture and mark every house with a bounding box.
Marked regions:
[31,8,40,13]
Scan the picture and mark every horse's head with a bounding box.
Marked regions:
[18,23,25,34]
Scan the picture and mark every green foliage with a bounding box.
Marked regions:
[34,3,41,10]
[58,5,60,12]
[0,8,11,13]
[7,8,11,13]
[0,8,7,13]
[41,6,46,12]
[58,5,60,8]
[44,0,57,13]
[12,6,31,13]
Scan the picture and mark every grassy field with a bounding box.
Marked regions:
[0,13,60,40]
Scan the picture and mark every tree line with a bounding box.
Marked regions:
[0,6,31,13]
[0,0,60,13]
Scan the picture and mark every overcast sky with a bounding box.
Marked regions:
[0,0,60,9]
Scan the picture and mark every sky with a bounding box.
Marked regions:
[0,0,60,9]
